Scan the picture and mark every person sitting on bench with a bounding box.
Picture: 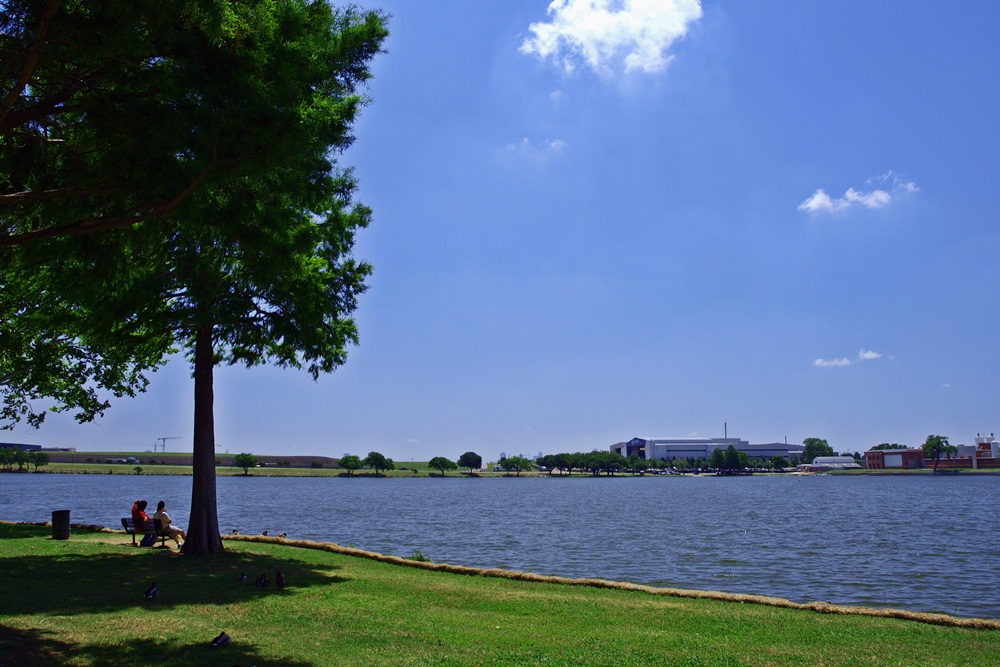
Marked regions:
[152,500,185,548]
[131,500,159,547]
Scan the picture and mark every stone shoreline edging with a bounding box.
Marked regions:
[7,521,997,630]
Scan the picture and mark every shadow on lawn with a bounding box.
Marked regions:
[0,624,316,667]
[0,522,57,540]
[0,526,350,617]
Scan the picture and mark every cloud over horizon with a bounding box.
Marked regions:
[505,137,568,160]
[520,0,703,75]
[814,348,883,368]
[799,172,918,215]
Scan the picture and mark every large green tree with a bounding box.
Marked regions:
[233,453,259,475]
[364,451,395,475]
[428,456,457,477]
[338,455,363,475]
[802,437,834,464]
[1,1,388,556]
[457,451,482,472]
[922,435,950,472]
[1,1,387,434]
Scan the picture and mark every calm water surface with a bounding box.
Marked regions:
[2,473,997,618]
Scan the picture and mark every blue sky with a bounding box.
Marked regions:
[16,1,1000,462]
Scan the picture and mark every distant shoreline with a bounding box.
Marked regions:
[8,463,1000,478]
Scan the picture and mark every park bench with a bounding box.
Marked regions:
[121,517,169,547]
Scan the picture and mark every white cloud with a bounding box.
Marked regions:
[814,349,883,368]
[520,0,702,75]
[814,357,852,368]
[505,137,568,158]
[799,173,918,215]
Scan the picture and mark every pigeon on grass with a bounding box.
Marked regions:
[210,631,231,647]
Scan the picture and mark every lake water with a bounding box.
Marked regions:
[2,472,998,619]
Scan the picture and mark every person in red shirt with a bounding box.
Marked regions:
[131,500,152,531]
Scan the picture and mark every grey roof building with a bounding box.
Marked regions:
[611,436,805,462]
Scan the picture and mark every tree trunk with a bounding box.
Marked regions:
[182,323,224,555]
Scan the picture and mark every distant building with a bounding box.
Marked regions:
[0,442,41,452]
[610,437,805,462]
[864,448,924,470]
[803,456,863,472]
[863,433,1000,470]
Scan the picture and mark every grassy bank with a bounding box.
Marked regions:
[40,460,518,477]
[1,523,998,666]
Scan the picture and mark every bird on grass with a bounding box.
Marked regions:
[278,532,286,538]
[255,573,270,588]
[276,570,285,590]
[209,631,231,648]
[231,529,239,535]
[237,572,247,583]
[143,582,158,599]
[261,530,268,536]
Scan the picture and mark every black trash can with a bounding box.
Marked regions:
[51,509,71,540]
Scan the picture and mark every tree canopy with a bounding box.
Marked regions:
[364,451,395,475]
[428,456,457,477]
[233,453,258,475]
[338,455,363,475]
[457,451,482,472]
[1,0,389,556]
[922,435,952,472]
[802,437,834,464]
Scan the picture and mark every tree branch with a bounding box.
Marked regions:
[0,164,212,246]
[0,0,62,125]
[0,185,116,205]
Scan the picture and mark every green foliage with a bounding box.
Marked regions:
[871,443,902,450]
[770,456,789,471]
[363,451,395,475]
[722,445,744,472]
[1,1,388,555]
[709,447,725,470]
[427,456,457,476]
[233,452,259,475]
[338,455,363,475]
[457,451,482,472]
[26,450,48,471]
[802,437,834,463]
[498,455,534,476]
[922,435,954,471]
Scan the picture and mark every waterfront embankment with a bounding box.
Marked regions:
[2,522,999,666]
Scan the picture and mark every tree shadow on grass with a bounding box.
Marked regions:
[0,522,59,540]
[0,531,350,617]
[0,624,316,667]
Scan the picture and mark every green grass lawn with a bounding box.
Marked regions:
[2,523,998,666]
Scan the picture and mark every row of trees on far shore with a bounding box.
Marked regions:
[0,447,49,472]
[533,448,791,476]
[334,451,484,477]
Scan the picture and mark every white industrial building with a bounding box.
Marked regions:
[611,437,805,462]
[803,456,863,471]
